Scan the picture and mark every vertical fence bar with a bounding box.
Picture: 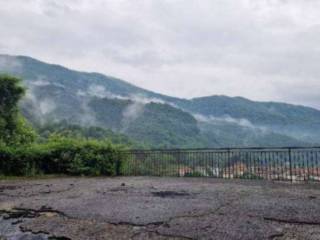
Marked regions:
[178,150,181,177]
[289,148,293,183]
[228,149,231,179]
[306,150,309,182]
[317,151,319,181]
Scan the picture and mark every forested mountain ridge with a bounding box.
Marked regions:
[0,54,318,147]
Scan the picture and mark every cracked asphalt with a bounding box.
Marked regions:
[1,177,320,240]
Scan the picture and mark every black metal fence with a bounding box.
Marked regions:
[120,147,320,182]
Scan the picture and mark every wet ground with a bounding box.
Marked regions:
[1,177,320,240]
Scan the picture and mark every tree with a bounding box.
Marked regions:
[0,74,36,145]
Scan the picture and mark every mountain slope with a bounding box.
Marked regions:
[0,54,318,147]
[0,54,179,101]
[178,96,320,143]
[181,95,320,125]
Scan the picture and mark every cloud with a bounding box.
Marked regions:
[0,55,22,73]
[39,98,56,115]
[121,101,145,131]
[194,113,268,132]
[1,0,320,109]
[87,84,126,99]
[30,78,50,87]
[79,99,98,126]
[23,85,57,124]
[85,84,167,104]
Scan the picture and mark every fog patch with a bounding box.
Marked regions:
[194,114,268,132]
[121,101,145,131]
[26,76,66,90]
[30,78,50,87]
[77,90,87,97]
[23,86,57,124]
[0,55,22,73]
[79,99,98,126]
[86,84,168,104]
[39,98,56,115]
[87,84,127,100]
[130,94,166,105]
[25,91,56,116]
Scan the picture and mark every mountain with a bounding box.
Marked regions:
[179,95,320,143]
[0,54,319,148]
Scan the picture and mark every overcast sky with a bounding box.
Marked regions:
[1,0,320,109]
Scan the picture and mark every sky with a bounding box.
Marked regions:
[0,0,320,109]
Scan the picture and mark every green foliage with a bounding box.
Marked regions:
[239,172,263,180]
[6,115,37,146]
[36,121,134,146]
[184,171,203,177]
[0,74,25,113]
[0,136,125,176]
[0,74,35,145]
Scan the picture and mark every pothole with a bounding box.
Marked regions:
[152,191,190,198]
[0,207,68,240]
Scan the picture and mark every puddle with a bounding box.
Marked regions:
[152,191,190,198]
[0,216,48,240]
[0,208,65,240]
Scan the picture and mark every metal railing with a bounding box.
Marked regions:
[120,147,320,182]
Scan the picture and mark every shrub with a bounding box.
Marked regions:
[184,171,203,177]
[0,136,126,176]
[239,172,263,180]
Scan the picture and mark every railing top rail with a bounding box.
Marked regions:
[121,146,320,153]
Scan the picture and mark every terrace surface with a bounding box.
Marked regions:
[1,177,320,240]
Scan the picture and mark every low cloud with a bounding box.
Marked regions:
[121,101,145,131]
[79,99,98,126]
[39,98,56,115]
[85,84,167,104]
[30,78,50,87]
[194,114,268,132]
[23,86,57,124]
[85,84,128,100]
[0,55,22,73]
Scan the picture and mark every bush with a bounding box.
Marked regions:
[239,172,263,180]
[0,136,126,176]
[184,171,203,177]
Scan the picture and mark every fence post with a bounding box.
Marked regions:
[115,152,121,176]
[178,150,181,177]
[289,148,293,183]
[227,148,231,179]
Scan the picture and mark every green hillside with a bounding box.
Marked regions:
[0,54,318,148]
